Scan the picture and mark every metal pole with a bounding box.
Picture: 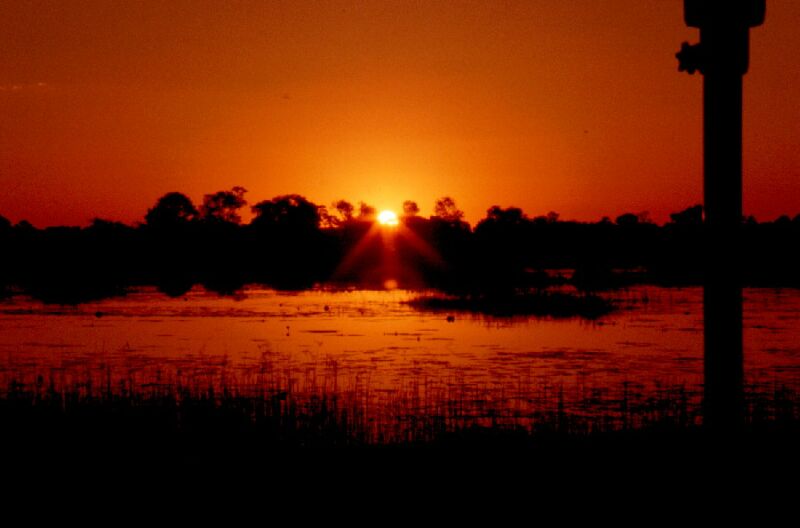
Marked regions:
[703,22,745,432]
[677,0,765,432]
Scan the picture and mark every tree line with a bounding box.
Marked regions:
[2,187,800,302]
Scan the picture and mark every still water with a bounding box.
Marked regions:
[1,286,799,432]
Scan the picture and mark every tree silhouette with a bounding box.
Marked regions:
[473,205,532,286]
[433,197,464,223]
[402,200,420,217]
[615,213,640,227]
[317,205,336,229]
[251,194,320,229]
[0,214,11,234]
[321,199,356,227]
[483,205,526,225]
[249,194,329,288]
[0,215,10,286]
[774,215,792,226]
[334,200,355,222]
[14,220,34,233]
[532,211,560,225]
[200,186,247,224]
[144,192,198,229]
[358,202,376,221]
[669,205,703,226]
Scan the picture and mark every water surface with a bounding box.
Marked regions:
[2,286,799,433]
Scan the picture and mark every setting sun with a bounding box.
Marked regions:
[377,210,399,226]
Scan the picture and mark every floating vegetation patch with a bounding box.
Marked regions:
[406,291,615,319]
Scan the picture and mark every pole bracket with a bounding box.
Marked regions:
[677,41,705,75]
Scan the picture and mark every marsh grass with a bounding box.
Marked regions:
[2,355,797,457]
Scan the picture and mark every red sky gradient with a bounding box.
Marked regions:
[1,0,799,227]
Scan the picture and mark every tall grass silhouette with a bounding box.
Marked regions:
[2,350,797,450]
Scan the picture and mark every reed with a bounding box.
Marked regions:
[2,358,797,452]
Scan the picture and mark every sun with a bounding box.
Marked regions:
[377,210,399,226]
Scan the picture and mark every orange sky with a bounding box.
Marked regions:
[1,0,799,227]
